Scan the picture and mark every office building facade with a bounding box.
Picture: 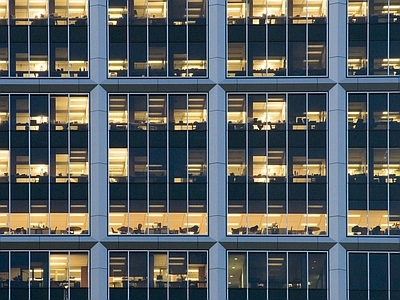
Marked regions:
[0,0,399,299]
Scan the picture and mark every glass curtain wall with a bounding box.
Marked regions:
[348,0,400,75]
[109,251,207,300]
[347,93,400,235]
[227,0,327,77]
[107,0,207,77]
[0,251,89,300]
[108,93,207,235]
[0,0,88,77]
[227,251,328,300]
[227,93,327,235]
[0,94,89,235]
[348,252,400,300]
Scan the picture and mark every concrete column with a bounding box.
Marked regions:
[90,85,108,241]
[208,85,227,242]
[209,0,227,83]
[328,84,347,243]
[329,244,348,300]
[328,84,347,298]
[89,0,108,84]
[328,0,347,82]
[209,243,227,300]
[90,242,109,300]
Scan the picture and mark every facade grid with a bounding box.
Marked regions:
[0,0,399,299]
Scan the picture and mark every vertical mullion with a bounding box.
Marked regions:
[27,0,30,75]
[387,93,390,233]
[7,7,10,77]
[306,94,309,234]
[387,253,391,299]
[265,2,268,77]
[325,93,328,233]
[366,3,369,75]
[167,251,170,300]
[206,94,209,234]
[367,253,370,299]
[186,0,189,76]
[265,93,268,234]
[8,95,10,232]
[127,95,130,233]
[47,94,50,232]
[28,251,31,299]
[107,95,110,234]
[186,94,189,233]
[387,0,390,76]
[285,93,289,233]
[67,252,71,300]
[67,94,71,233]
[47,8,50,77]
[306,252,309,300]
[166,94,170,233]
[245,94,249,233]
[126,0,129,77]
[285,0,288,76]
[127,251,130,300]
[28,95,31,233]
[366,94,370,234]
[247,252,250,299]
[146,0,149,76]
[286,252,289,299]
[67,0,70,76]
[306,1,308,76]
[245,0,248,76]
[186,251,189,299]
[147,94,150,232]
[266,252,269,292]
[166,0,169,76]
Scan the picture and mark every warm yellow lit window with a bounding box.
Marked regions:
[30,164,49,177]
[70,150,88,177]
[267,150,286,177]
[267,98,286,124]
[227,0,246,19]
[348,0,367,17]
[56,154,68,178]
[147,0,166,18]
[148,97,166,124]
[15,0,29,19]
[109,148,128,179]
[252,156,266,180]
[308,159,326,176]
[54,0,69,18]
[68,0,87,18]
[109,97,128,124]
[228,96,246,124]
[28,0,47,19]
[267,0,286,17]
[0,150,9,177]
[69,96,89,124]
[348,210,389,235]
[0,0,8,19]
